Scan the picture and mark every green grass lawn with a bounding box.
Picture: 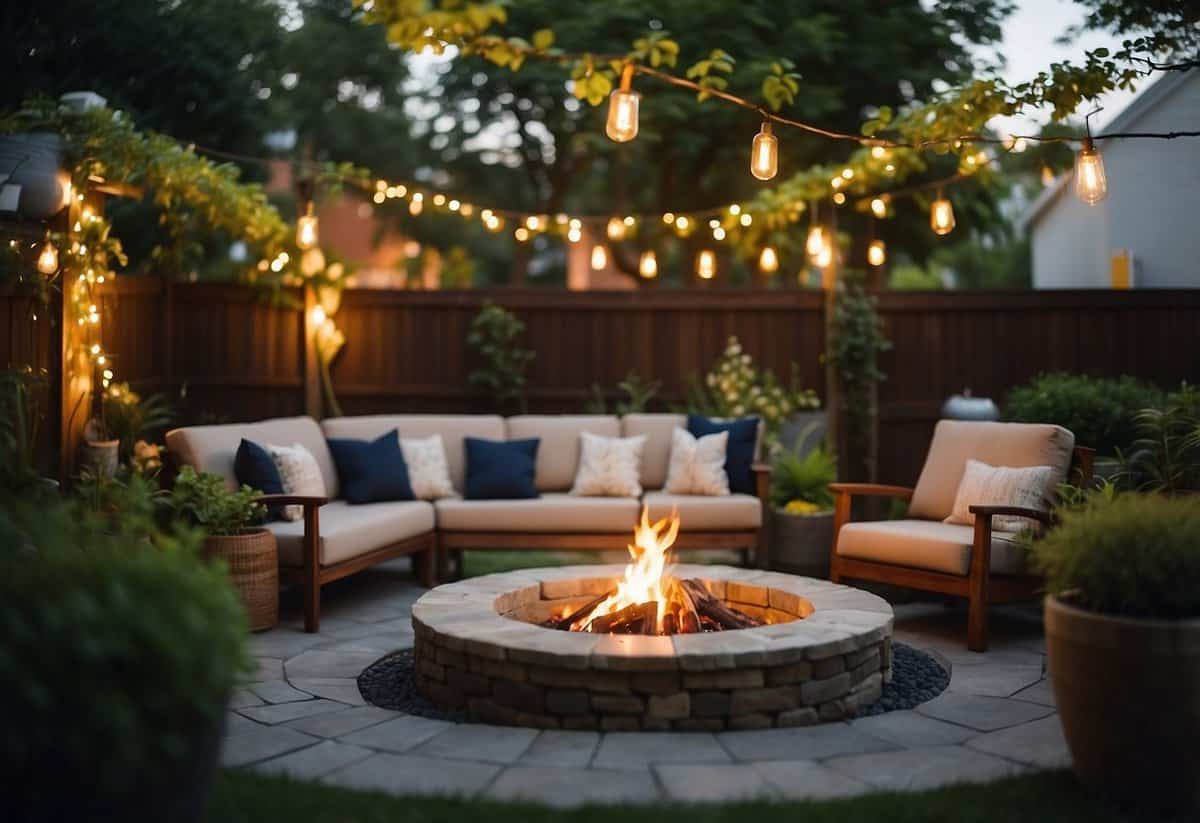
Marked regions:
[460,549,744,577]
[207,769,1188,823]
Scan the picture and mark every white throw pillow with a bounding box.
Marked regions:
[401,434,456,500]
[945,458,1054,532]
[663,428,730,496]
[267,442,328,521]
[570,432,646,497]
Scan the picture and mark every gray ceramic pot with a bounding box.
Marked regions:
[767,509,834,578]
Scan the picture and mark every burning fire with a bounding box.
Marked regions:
[574,507,682,634]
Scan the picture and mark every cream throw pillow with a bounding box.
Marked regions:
[945,459,1054,532]
[267,442,328,521]
[570,432,646,497]
[401,434,456,499]
[663,428,729,496]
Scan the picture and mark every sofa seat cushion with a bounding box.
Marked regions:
[435,494,639,533]
[836,519,1028,577]
[641,492,762,531]
[267,500,434,567]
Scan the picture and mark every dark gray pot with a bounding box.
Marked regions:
[768,509,834,578]
[0,132,66,218]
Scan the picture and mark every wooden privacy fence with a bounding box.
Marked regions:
[3,278,1197,485]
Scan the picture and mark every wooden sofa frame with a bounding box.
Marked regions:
[828,447,1094,652]
[258,464,771,633]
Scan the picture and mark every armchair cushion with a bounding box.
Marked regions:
[945,459,1053,531]
[267,500,434,567]
[909,421,1075,521]
[836,519,1028,576]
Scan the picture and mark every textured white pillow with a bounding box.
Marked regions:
[945,458,1054,532]
[267,442,328,521]
[401,434,456,500]
[663,428,730,496]
[570,432,646,497]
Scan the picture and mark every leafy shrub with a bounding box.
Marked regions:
[586,370,661,415]
[0,497,250,817]
[1032,492,1200,619]
[467,300,535,412]
[770,443,837,511]
[1118,383,1200,493]
[169,466,266,536]
[687,336,819,449]
[828,285,891,472]
[102,381,172,463]
[1004,372,1164,455]
[0,366,48,493]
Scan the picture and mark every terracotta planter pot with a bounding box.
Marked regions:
[1045,595,1200,813]
[767,510,834,578]
[203,529,279,632]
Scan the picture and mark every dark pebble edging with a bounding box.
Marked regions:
[357,641,949,725]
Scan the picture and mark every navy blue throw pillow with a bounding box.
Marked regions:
[326,430,415,505]
[687,414,759,495]
[234,439,285,519]
[464,437,539,500]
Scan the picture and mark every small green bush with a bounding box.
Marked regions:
[1004,372,1164,455]
[1118,383,1200,493]
[1032,492,1200,619]
[770,444,837,511]
[169,466,266,536]
[0,497,250,816]
[467,300,535,413]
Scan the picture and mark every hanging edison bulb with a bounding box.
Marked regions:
[750,121,778,181]
[758,246,779,274]
[296,201,319,249]
[805,225,827,261]
[867,239,886,267]
[37,238,59,275]
[606,64,640,143]
[930,191,955,236]
[590,244,608,270]
[814,243,833,269]
[696,249,716,280]
[1073,137,1108,205]
[606,217,626,240]
[638,250,658,278]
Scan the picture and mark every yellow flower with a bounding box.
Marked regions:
[784,499,821,515]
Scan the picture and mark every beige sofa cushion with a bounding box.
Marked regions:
[836,519,1028,576]
[166,416,338,497]
[641,492,762,531]
[267,500,434,567]
[908,421,1075,521]
[321,415,504,493]
[435,493,639,533]
[621,413,686,490]
[506,415,620,492]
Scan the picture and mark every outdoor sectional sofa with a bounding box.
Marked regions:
[166,413,768,632]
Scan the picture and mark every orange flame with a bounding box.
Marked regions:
[576,506,680,633]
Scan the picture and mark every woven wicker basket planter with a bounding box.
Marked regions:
[204,529,279,632]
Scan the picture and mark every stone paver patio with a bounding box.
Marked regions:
[223,559,1068,806]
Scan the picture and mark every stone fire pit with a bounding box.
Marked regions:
[412,564,893,731]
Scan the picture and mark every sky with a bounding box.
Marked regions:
[985,0,1140,134]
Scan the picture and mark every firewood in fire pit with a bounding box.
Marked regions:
[679,578,765,630]
[588,601,658,634]
[547,589,616,630]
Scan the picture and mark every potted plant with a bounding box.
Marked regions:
[767,441,837,577]
[102,381,172,465]
[0,494,250,821]
[169,466,279,631]
[1033,491,1200,813]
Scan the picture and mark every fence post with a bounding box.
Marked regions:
[302,287,321,418]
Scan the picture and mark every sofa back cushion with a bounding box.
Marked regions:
[506,415,620,492]
[166,416,338,497]
[620,413,687,490]
[321,415,504,493]
[909,420,1075,521]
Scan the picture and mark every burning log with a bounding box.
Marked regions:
[589,601,658,634]
[547,589,616,631]
[679,579,764,630]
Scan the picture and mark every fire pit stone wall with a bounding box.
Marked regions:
[412,564,893,731]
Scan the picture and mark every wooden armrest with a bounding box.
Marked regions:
[751,463,771,474]
[751,463,771,503]
[828,483,914,501]
[256,494,328,507]
[968,504,1052,527]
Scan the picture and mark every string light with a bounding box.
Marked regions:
[750,121,778,181]
[662,212,675,225]
[712,226,726,240]
[674,215,689,232]
[310,305,327,327]
[930,189,956,236]
[833,192,846,205]
[868,239,886,267]
[870,197,888,218]
[433,193,447,206]
[606,217,626,240]
[590,244,607,270]
[606,63,640,143]
[525,215,540,231]
[739,213,752,227]
[806,225,827,260]
[37,238,59,275]
[638,249,657,278]
[814,243,833,269]
[409,194,424,216]
[696,249,716,279]
[296,201,319,249]
[567,226,582,243]
[1074,110,1108,205]
[514,226,530,242]
[758,246,779,274]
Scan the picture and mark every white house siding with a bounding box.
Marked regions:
[1031,72,1200,289]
